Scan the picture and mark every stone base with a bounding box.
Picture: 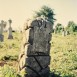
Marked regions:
[19,55,50,77]
[8,35,13,39]
[25,67,50,77]
[0,34,4,42]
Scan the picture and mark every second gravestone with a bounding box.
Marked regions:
[19,18,53,77]
[8,19,13,39]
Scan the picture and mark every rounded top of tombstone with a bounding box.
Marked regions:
[23,17,53,31]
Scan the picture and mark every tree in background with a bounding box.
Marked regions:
[75,26,77,32]
[55,23,63,33]
[66,21,77,33]
[34,5,55,24]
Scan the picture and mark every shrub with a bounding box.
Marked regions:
[34,5,55,24]
[66,21,77,33]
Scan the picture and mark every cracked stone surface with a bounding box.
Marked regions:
[19,18,53,77]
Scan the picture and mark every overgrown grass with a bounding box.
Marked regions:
[0,65,21,77]
[0,32,22,60]
[50,33,77,77]
[0,32,22,76]
[0,32,77,77]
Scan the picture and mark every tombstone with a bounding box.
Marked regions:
[65,31,70,35]
[8,19,13,39]
[54,28,57,34]
[62,31,66,36]
[0,24,4,42]
[19,18,53,77]
[62,27,66,36]
[0,20,5,42]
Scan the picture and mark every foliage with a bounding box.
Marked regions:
[0,32,77,77]
[55,23,63,33]
[74,26,77,32]
[1,65,21,77]
[0,32,21,60]
[50,33,77,77]
[66,21,77,33]
[34,5,55,24]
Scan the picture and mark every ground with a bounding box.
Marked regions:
[0,32,77,77]
[50,33,77,77]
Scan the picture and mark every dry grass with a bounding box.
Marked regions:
[0,32,77,77]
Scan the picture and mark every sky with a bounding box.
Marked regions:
[0,0,77,30]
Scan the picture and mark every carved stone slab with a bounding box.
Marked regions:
[19,18,53,77]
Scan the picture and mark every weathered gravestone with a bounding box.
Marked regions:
[19,18,53,77]
[65,31,70,35]
[62,28,66,36]
[8,19,13,39]
[0,20,5,42]
[62,31,66,36]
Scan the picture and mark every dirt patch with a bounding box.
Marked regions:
[0,61,7,67]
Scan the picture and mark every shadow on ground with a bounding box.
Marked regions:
[50,71,76,77]
[50,72,61,77]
